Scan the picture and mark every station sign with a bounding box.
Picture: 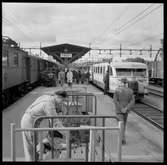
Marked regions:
[60,53,72,58]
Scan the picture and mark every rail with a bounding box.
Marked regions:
[133,103,163,130]
[11,119,123,162]
[146,86,163,97]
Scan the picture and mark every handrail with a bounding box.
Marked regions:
[11,121,123,162]
[65,92,97,115]
[33,115,120,161]
[33,115,120,128]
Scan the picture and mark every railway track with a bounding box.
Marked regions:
[146,85,163,97]
[90,82,163,130]
[91,83,163,130]
[133,102,163,130]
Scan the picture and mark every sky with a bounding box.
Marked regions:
[2,3,163,62]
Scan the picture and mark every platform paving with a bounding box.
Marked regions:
[2,84,163,162]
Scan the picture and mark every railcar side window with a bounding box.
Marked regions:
[100,67,102,74]
[2,49,9,66]
[103,67,105,74]
[13,52,19,67]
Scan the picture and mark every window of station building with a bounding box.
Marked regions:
[13,52,19,67]
[2,49,9,66]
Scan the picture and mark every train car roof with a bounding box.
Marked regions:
[93,62,147,68]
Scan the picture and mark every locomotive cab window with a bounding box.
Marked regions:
[13,52,19,67]
[2,49,9,66]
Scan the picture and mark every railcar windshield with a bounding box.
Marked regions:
[133,69,147,77]
[116,68,147,77]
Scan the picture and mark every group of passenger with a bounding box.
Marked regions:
[40,67,90,88]
[57,68,90,87]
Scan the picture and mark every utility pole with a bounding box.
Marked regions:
[120,44,122,57]
[40,42,42,57]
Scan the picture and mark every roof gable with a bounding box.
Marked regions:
[41,43,90,65]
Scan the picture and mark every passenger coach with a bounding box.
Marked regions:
[91,62,148,100]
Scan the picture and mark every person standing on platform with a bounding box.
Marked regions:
[103,69,109,95]
[20,91,68,161]
[81,69,85,84]
[66,69,73,88]
[53,68,59,86]
[72,69,77,84]
[78,70,81,84]
[113,78,135,145]
[58,69,65,86]
[85,70,90,84]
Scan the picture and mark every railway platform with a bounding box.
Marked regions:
[2,84,163,162]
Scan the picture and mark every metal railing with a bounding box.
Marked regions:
[65,91,97,115]
[11,115,123,162]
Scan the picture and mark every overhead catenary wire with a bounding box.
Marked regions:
[2,17,33,42]
[6,8,36,40]
[114,4,155,33]
[115,4,163,34]
[90,5,130,45]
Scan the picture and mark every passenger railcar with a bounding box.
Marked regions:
[91,62,149,100]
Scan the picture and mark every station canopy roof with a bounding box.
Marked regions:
[41,43,91,65]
